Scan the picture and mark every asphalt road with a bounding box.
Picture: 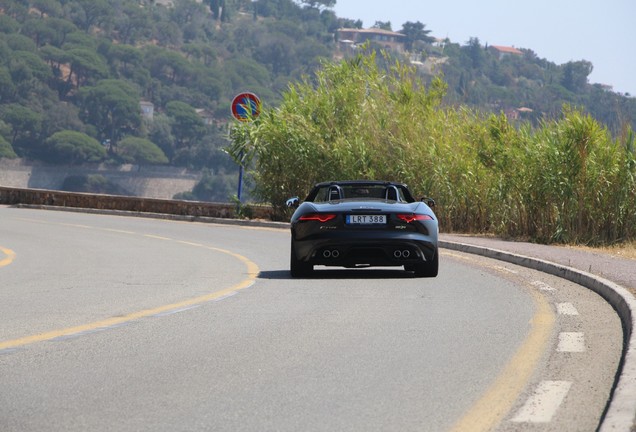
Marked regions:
[0,207,623,431]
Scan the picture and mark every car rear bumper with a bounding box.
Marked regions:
[292,233,437,267]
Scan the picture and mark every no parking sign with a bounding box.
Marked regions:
[231,92,261,122]
[230,92,261,201]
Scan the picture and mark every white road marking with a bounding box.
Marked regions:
[152,305,201,317]
[556,302,579,316]
[557,332,586,352]
[495,265,518,274]
[210,291,238,302]
[511,380,572,423]
[531,280,556,291]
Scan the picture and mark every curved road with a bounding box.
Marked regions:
[0,207,623,431]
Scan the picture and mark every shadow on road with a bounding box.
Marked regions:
[258,268,418,280]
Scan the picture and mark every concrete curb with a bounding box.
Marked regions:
[440,240,636,431]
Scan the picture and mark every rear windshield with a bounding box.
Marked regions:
[311,184,409,202]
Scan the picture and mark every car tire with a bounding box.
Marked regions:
[412,251,439,278]
[290,241,313,277]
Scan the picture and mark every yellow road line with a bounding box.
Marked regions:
[7,215,554,429]
[0,227,260,351]
[0,272,256,351]
[447,272,555,432]
[0,247,16,268]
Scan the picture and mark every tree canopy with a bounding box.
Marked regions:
[117,136,169,165]
[44,130,106,163]
[78,79,141,146]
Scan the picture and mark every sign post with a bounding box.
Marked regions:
[231,92,261,202]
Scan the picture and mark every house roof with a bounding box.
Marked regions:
[490,45,523,55]
[195,108,214,117]
[338,28,405,38]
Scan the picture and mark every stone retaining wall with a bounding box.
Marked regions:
[0,159,201,199]
[0,186,272,220]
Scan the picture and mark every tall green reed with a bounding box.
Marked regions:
[228,52,636,244]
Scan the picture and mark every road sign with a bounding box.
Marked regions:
[231,92,261,122]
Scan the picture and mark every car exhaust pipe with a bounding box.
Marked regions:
[323,249,340,259]
[394,250,411,259]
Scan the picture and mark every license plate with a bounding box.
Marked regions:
[346,214,387,224]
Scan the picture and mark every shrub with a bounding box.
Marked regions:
[44,130,106,164]
[117,136,169,165]
[0,135,17,158]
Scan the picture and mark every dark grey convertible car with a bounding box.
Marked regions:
[287,180,439,277]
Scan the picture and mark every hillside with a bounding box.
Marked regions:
[1,0,634,201]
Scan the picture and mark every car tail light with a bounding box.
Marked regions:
[397,214,434,223]
[299,213,337,223]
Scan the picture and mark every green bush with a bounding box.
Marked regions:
[45,130,106,164]
[174,170,237,203]
[0,134,17,158]
[117,136,169,165]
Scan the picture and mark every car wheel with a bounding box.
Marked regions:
[412,251,438,278]
[290,241,313,277]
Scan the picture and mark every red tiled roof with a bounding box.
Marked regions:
[338,28,405,38]
[491,45,523,55]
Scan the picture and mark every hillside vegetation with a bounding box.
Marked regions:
[0,0,346,198]
[0,0,633,163]
[1,0,635,243]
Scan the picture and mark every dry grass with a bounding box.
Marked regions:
[568,241,636,260]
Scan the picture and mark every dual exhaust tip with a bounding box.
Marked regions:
[322,249,340,259]
[393,250,411,259]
